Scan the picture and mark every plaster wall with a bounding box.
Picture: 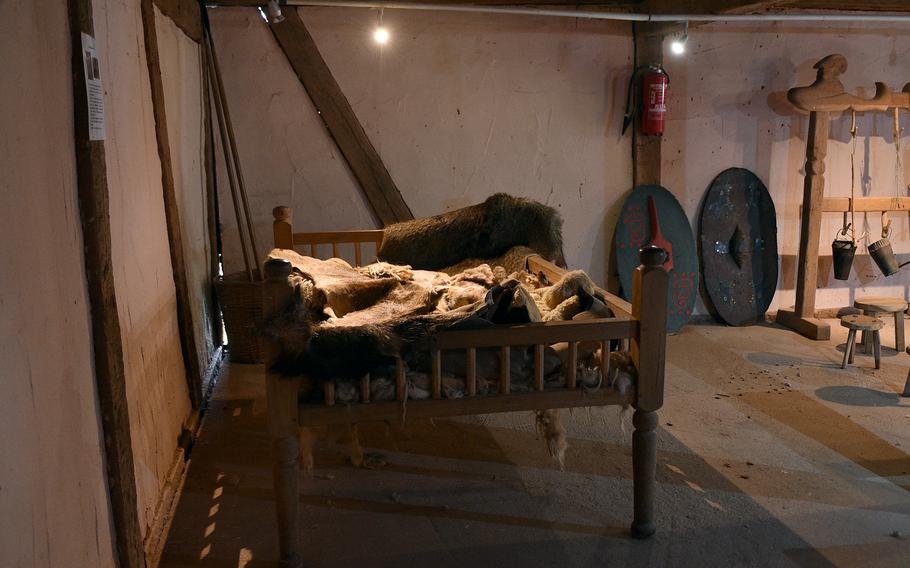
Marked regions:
[0,1,116,566]
[662,22,910,314]
[156,6,218,378]
[94,0,193,537]
[209,7,633,285]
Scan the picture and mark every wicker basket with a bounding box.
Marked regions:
[216,273,263,363]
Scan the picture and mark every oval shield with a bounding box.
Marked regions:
[615,184,698,333]
[699,168,778,326]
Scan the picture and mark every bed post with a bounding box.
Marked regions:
[262,258,302,567]
[630,245,668,539]
[273,206,294,249]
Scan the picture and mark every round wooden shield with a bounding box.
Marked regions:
[615,184,698,333]
[699,168,778,326]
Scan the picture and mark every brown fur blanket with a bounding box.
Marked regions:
[378,193,566,270]
[263,249,619,404]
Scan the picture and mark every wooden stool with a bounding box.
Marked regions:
[841,314,883,369]
[904,347,910,397]
[854,296,908,352]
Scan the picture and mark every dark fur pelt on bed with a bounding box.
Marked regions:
[377,193,566,270]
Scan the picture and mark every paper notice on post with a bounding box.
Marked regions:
[80,33,106,141]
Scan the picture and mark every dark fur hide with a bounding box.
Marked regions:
[377,193,566,270]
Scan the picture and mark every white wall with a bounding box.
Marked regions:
[156,6,218,379]
[95,0,193,538]
[662,22,910,313]
[0,1,116,566]
[209,6,634,285]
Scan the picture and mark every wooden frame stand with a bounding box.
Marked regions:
[777,54,910,340]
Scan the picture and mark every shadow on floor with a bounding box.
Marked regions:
[815,386,910,408]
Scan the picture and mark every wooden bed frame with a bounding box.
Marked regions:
[263,206,669,567]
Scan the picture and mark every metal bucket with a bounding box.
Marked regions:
[869,238,901,276]
[831,239,856,280]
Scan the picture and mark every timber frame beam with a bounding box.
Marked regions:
[141,0,205,408]
[67,0,146,565]
[631,22,663,187]
[266,6,413,226]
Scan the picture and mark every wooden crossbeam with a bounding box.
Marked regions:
[268,8,413,226]
[821,197,910,213]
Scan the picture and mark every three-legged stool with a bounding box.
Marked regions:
[854,296,908,352]
[841,314,883,369]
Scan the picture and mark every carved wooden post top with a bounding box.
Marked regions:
[273,206,291,222]
[788,54,910,113]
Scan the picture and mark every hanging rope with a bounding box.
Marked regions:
[842,110,858,241]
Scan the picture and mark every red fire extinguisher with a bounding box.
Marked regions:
[622,64,670,136]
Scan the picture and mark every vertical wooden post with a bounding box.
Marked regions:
[140,0,203,408]
[68,1,146,566]
[262,258,302,567]
[632,23,663,188]
[776,111,831,340]
[273,206,294,249]
[795,111,829,319]
[630,245,669,539]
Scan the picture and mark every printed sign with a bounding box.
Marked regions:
[80,32,105,141]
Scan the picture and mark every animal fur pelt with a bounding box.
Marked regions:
[263,249,624,405]
[378,193,566,270]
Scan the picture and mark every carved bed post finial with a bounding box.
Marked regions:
[273,206,293,250]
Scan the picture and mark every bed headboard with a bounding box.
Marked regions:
[273,206,384,266]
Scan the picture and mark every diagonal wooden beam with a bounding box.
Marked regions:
[267,7,413,226]
[153,0,202,42]
[67,1,146,566]
[140,0,205,408]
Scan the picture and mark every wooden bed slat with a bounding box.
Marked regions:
[361,374,370,403]
[431,348,442,399]
[395,357,406,402]
[466,348,477,397]
[534,344,545,392]
[354,242,362,266]
[324,381,335,406]
[298,387,634,426]
[500,346,510,395]
[567,342,578,390]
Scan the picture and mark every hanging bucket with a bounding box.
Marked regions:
[869,238,901,276]
[832,239,856,280]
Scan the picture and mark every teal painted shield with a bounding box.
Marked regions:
[614,184,698,333]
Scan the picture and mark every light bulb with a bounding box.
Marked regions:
[374,27,390,45]
[670,34,687,55]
